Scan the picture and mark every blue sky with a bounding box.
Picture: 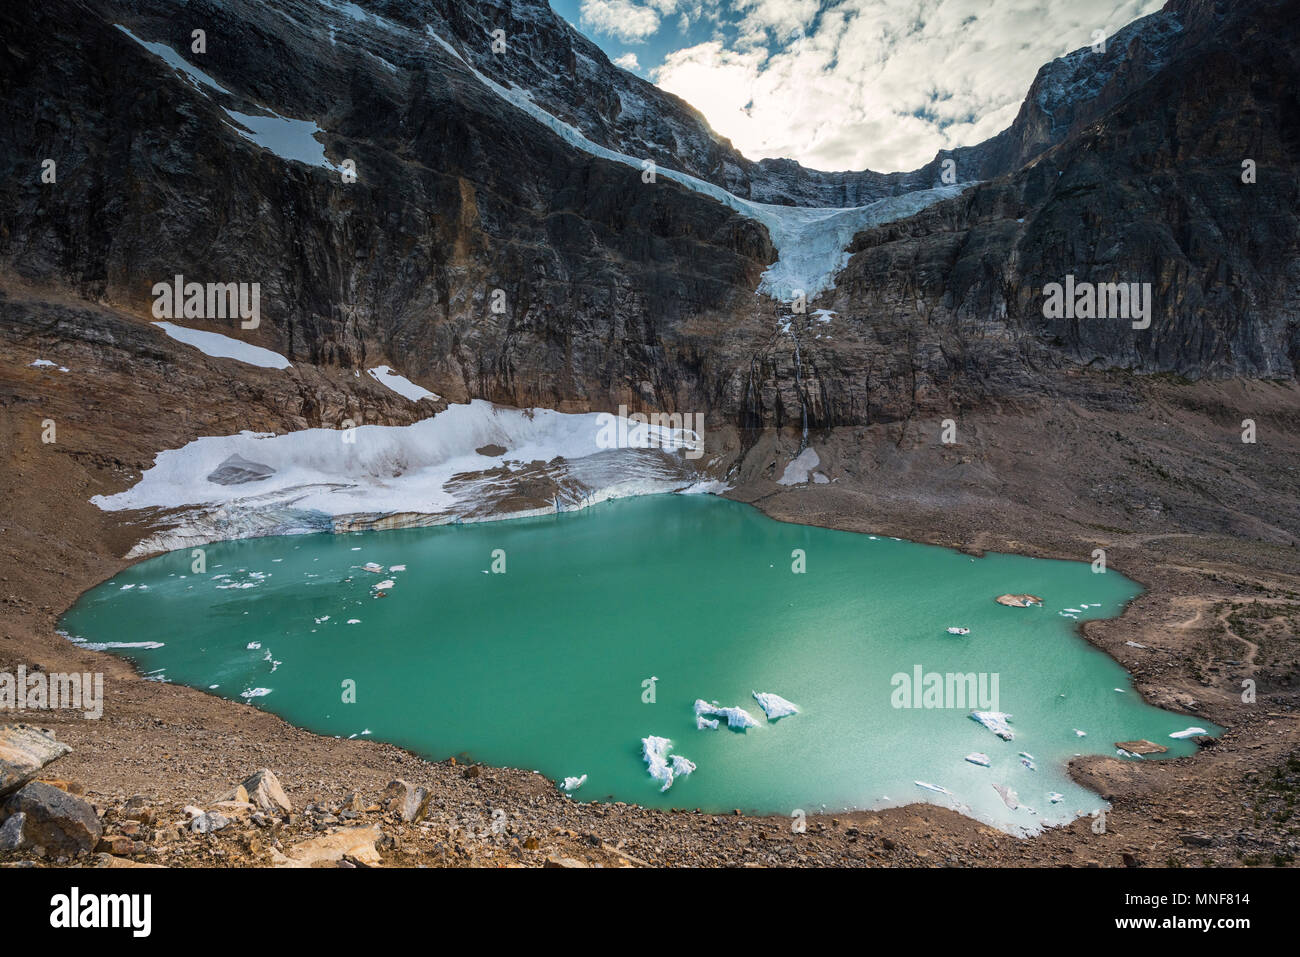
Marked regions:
[549,0,1166,172]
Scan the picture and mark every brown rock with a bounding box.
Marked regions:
[240,769,292,814]
[0,725,71,798]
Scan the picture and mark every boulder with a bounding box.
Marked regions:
[189,811,231,834]
[381,779,429,823]
[0,725,71,798]
[2,781,102,855]
[241,769,292,814]
[270,825,382,868]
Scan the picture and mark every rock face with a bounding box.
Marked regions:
[0,0,1294,434]
[0,725,72,798]
[1,781,103,856]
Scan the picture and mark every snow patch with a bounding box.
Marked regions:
[367,366,440,403]
[154,322,291,369]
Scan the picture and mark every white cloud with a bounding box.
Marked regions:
[653,0,1167,172]
[580,0,663,42]
[614,52,642,70]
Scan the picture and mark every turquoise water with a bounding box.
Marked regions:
[61,496,1215,833]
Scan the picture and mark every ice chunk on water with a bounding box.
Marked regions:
[915,781,951,795]
[1169,727,1208,739]
[696,715,720,731]
[694,699,760,730]
[992,784,1020,810]
[642,736,694,792]
[965,753,990,767]
[752,691,799,720]
[970,711,1015,741]
[561,774,587,792]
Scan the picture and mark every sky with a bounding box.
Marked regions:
[549,0,1166,173]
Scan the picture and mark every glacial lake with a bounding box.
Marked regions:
[61,495,1216,833]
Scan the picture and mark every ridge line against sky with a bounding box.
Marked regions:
[551,0,1166,172]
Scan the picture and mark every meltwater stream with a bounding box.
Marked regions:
[61,496,1215,834]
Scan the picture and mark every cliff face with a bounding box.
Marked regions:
[0,0,1296,432]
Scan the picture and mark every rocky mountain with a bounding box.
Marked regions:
[1,0,1296,433]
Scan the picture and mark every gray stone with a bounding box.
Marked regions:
[0,811,26,851]
[189,811,231,834]
[2,781,102,856]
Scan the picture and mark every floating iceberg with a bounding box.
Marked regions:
[561,774,587,792]
[915,781,951,795]
[642,736,695,792]
[970,711,1015,741]
[694,699,760,730]
[965,753,990,767]
[992,784,1020,810]
[695,715,720,731]
[1048,792,1064,804]
[752,691,799,720]
[946,627,970,635]
[1169,727,1208,739]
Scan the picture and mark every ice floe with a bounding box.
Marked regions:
[752,691,799,720]
[946,626,970,635]
[642,736,695,792]
[969,711,1015,741]
[1169,727,1208,739]
[694,699,760,730]
[561,774,587,792]
[965,753,990,767]
[914,781,951,795]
